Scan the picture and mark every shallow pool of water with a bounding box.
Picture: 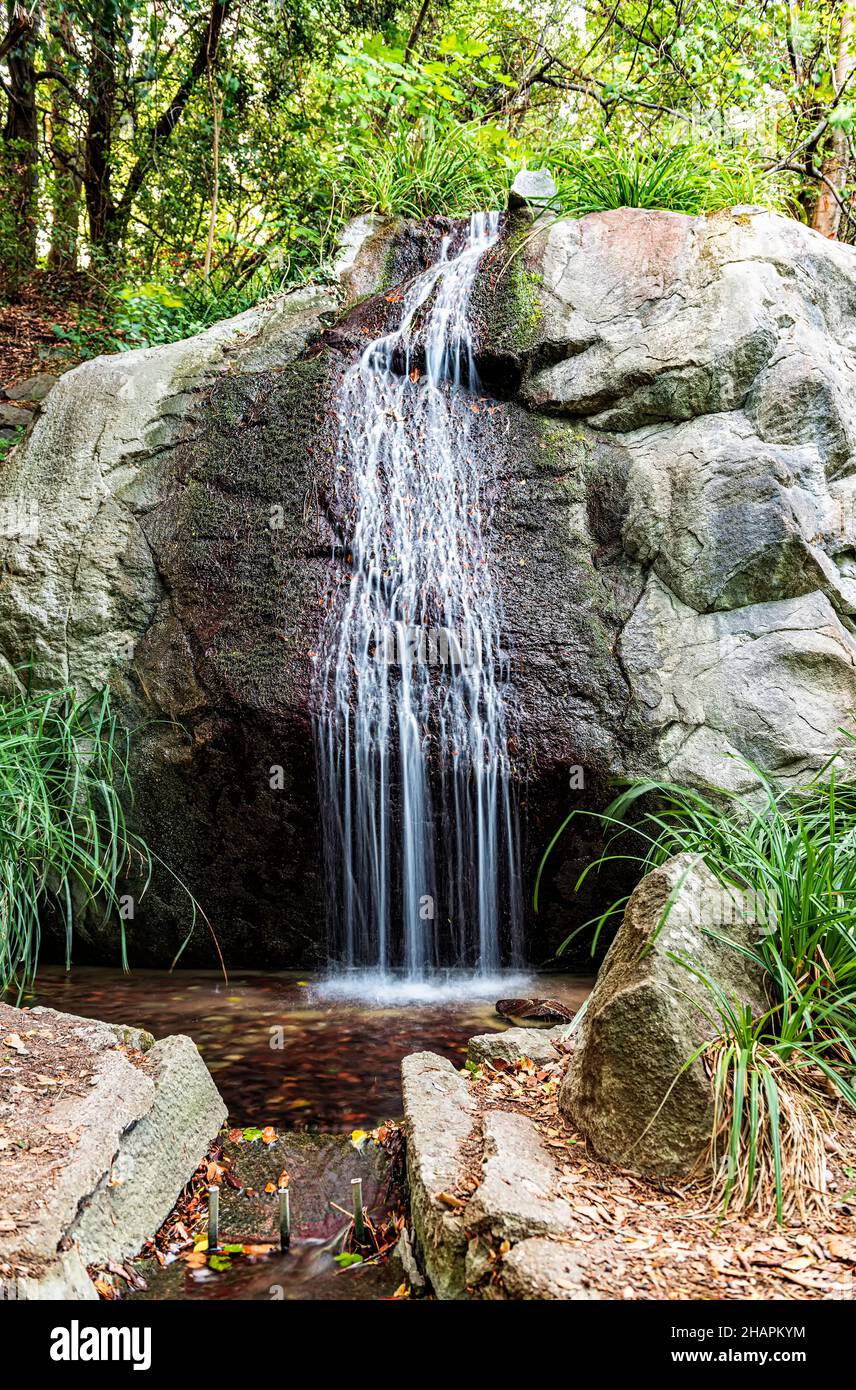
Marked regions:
[27,967,592,1129]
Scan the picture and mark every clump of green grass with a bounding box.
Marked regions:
[0,685,199,997]
[343,119,508,219]
[543,131,794,218]
[537,759,856,1220]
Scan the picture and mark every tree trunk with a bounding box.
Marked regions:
[203,62,223,282]
[84,0,118,258]
[812,4,856,238]
[46,17,82,271]
[1,2,40,292]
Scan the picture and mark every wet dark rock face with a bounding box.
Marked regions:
[123,354,338,968]
[2,207,856,968]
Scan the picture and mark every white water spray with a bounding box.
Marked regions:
[315,213,522,980]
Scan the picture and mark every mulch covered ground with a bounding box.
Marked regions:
[0,272,105,391]
[465,1046,856,1301]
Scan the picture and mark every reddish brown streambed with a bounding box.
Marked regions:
[27,967,593,1130]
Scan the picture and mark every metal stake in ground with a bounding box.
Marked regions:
[351,1177,366,1245]
[207,1185,220,1252]
[279,1187,291,1251]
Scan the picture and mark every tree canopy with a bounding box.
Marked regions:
[1,1,854,344]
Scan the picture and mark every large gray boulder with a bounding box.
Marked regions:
[493,205,856,792]
[1,206,855,964]
[558,853,769,1176]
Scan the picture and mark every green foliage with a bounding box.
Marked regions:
[0,685,197,996]
[549,132,792,217]
[681,978,835,1223]
[2,1,852,347]
[49,262,304,356]
[343,118,510,219]
[537,758,856,1217]
[0,425,25,465]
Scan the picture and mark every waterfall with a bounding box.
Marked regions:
[315,212,522,983]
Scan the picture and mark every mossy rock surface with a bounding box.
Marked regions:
[2,209,856,969]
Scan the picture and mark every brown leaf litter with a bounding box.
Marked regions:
[0,1000,150,1279]
[464,1046,856,1301]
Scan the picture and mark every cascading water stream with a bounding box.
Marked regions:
[315,213,522,983]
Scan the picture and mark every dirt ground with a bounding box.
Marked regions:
[0,272,103,391]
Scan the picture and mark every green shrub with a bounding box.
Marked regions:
[342,118,509,219]
[546,131,794,217]
[0,685,198,996]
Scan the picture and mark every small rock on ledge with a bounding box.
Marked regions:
[508,167,558,209]
[467,1023,574,1068]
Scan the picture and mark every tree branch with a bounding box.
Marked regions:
[112,0,232,237]
[0,3,32,66]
